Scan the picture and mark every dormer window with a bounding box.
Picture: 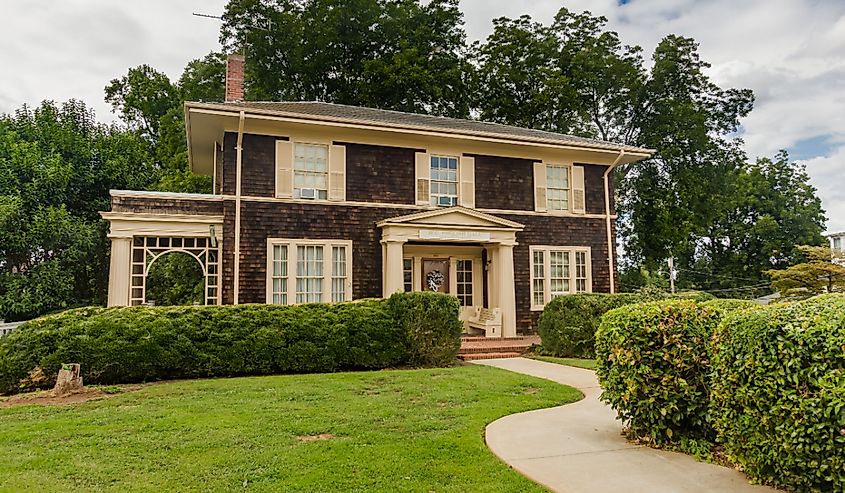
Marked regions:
[430,155,459,207]
[293,143,328,200]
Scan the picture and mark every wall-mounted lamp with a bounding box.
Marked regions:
[209,225,218,248]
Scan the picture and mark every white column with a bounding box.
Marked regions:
[382,239,405,297]
[107,237,132,306]
[497,243,517,338]
[488,246,500,309]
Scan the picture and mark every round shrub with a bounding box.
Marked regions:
[387,291,463,367]
[538,293,643,358]
[711,294,845,492]
[595,299,722,444]
[0,292,463,395]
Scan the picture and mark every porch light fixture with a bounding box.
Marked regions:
[209,225,218,248]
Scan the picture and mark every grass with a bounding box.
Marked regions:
[0,365,580,492]
[529,355,597,370]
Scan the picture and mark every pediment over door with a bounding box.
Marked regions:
[377,206,523,230]
[377,207,523,244]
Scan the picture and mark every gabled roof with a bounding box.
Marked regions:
[188,101,653,154]
[377,206,524,230]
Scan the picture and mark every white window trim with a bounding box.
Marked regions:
[266,238,353,304]
[529,245,592,311]
[545,163,572,212]
[292,141,330,201]
[429,154,460,207]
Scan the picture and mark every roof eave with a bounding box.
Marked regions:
[184,101,655,158]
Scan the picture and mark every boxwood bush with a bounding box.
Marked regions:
[539,291,715,358]
[711,294,845,492]
[388,291,463,367]
[0,293,462,395]
[595,300,722,444]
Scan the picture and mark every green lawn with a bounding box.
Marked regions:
[530,355,597,370]
[0,365,580,492]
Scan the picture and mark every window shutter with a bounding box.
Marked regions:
[533,162,547,212]
[572,165,585,214]
[459,156,475,208]
[415,152,430,205]
[275,140,293,198]
[328,144,346,201]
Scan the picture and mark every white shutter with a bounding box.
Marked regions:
[328,144,346,201]
[572,165,585,214]
[459,156,475,208]
[533,162,547,212]
[415,152,431,205]
[275,140,293,198]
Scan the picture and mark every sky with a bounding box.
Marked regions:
[0,0,843,233]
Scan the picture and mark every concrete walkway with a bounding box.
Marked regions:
[474,358,777,493]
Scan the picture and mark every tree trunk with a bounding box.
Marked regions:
[52,364,83,396]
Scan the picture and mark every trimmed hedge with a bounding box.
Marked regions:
[595,300,722,444]
[0,293,462,395]
[388,291,463,367]
[700,298,758,314]
[711,294,845,492]
[538,291,716,358]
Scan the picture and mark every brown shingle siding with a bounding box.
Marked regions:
[473,155,535,211]
[344,143,416,204]
[110,196,223,216]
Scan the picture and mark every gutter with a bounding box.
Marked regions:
[604,150,626,294]
[233,111,245,304]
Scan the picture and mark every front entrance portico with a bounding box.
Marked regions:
[377,207,523,337]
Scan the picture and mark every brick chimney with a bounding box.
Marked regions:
[225,53,245,103]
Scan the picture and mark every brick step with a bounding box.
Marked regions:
[459,352,523,361]
[458,345,534,354]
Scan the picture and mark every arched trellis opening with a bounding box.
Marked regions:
[129,236,220,306]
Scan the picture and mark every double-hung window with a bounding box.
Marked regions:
[546,164,570,211]
[430,155,458,206]
[530,246,591,309]
[293,143,328,200]
[267,239,352,304]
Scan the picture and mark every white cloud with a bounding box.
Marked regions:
[0,0,842,231]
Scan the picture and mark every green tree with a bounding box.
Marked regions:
[220,0,473,116]
[105,53,225,194]
[768,246,845,300]
[0,100,159,320]
[145,252,205,306]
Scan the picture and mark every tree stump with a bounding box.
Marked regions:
[52,364,83,396]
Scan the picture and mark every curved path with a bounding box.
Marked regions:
[474,358,778,493]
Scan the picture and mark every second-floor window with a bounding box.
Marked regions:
[546,164,570,211]
[430,155,458,206]
[293,143,328,200]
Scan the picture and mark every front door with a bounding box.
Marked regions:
[422,259,449,293]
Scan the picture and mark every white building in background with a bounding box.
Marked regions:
[830,232,845,254]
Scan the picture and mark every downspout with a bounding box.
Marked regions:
[233,111,245,304]
[604,149,626,294]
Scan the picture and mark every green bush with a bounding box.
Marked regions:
[387,291,463,367]
[700,298,758,315]
[0,293,462,395]
[538,293,643,358]
[538,291,715,358]
[711,294,845,492]
[595,299,722,444]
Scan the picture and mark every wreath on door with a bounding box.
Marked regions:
[426,270,445,291]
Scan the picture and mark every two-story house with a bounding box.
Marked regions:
[101,55,653,337]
